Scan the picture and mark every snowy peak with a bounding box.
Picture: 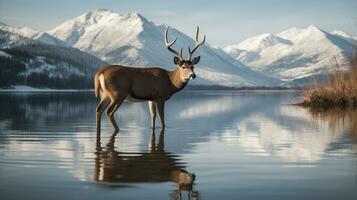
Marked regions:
[305,25,325,34]
[277,25,329,43]
[84,9,113,21]
[76,9,146,26]
[82,9,145,23]
[276,25,355,55]
[49,9,149,47]
[224,25,357,84]
[0,21,67,46]
[0,22,66,46]
[227,33,292,53]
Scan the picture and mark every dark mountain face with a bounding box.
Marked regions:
[0,30,107,89]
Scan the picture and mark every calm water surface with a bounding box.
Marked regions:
[0,91,356,200]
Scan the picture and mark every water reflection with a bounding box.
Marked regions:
[1,92,356,162]
[233,106,348,162]
[307,108,357,139]
[0,92,96,132]
[95,129,200,199]
[1,91,357,200]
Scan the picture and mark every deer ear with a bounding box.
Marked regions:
[191,56,200,65]
[174,56,181,65]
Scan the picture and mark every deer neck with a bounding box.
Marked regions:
[168,68,187,94]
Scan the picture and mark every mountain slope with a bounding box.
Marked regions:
[331,30,357,46]
[0,30,107,88]
[0,21,67,47]
[49,9,280,87]
[225,26,357,85]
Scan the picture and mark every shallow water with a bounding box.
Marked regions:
[0,91,356,200]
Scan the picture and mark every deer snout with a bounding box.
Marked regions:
[190,173,196,181]
[189,73,196,79]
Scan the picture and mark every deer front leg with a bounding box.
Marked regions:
[148,101,156,128]
[155,100,165,129]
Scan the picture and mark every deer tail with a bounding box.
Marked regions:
[94,72,101,98]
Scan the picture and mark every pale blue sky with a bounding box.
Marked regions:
[0,0,356,46]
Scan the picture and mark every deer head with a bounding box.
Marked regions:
[165,26,206,83]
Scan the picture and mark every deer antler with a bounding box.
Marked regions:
[165,26,183,60]
[188,26,206,60]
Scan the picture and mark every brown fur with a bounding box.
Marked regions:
[95,64,189,131]
[96,65,187,101]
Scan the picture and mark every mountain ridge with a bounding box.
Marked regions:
[0,21,67,47]
[1,10,356,88]
[225,25,357,84]
[48,9,281,87]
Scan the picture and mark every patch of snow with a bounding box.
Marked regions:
[0,50,12,58]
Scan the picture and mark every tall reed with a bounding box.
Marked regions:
[301,56,357,108]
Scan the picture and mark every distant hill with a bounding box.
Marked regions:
[0,21,67,47]
[0,30,107,89]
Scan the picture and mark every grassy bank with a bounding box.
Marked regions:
[300,57,357,109]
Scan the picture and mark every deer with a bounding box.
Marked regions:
[94,26,205,131]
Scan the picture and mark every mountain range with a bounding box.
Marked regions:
[1,9,356,89]
[225,25,357,86]
[48,9,279,87]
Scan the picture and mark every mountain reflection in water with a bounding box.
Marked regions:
[0,91,356,200]
[307,108,357,139]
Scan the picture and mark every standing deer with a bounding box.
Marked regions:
[94,26,205,131]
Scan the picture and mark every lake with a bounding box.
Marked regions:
[0,91,356,200]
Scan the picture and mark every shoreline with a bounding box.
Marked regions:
[0,85,304,93]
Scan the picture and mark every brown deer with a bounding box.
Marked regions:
[94,26,205,131]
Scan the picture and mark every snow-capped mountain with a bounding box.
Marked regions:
[49,9,280,87]
[2,9,355,88]
[0,21,67,47]
[0,29,107,88]
[331,30,357,45]
[225,25,357,85]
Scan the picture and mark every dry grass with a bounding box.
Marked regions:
[300,56,357,109]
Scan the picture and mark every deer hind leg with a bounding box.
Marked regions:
[155,100,165,129]
[96,97,110,133]
[106,96,126,131]
[148,101,157,128]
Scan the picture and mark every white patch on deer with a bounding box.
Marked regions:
[99,74,107,95]
[181,77,189,83]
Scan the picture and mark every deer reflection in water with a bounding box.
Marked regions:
[94,129,200,199]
